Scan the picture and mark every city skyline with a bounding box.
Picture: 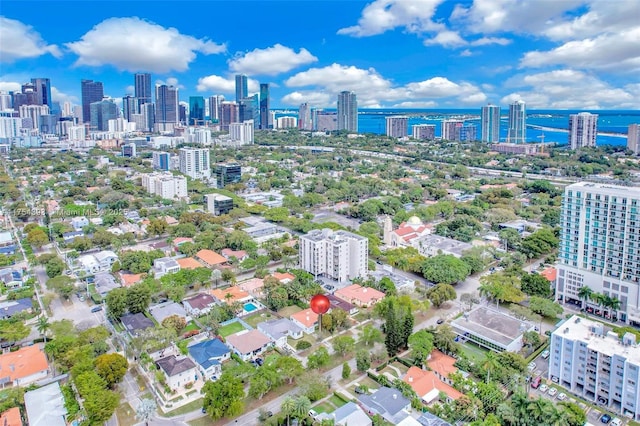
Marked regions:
[1,1,638,110]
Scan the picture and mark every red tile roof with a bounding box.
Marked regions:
[0,407,22,426]
[0,345,48,384]
[403,366,463,401]
[177,257,203,270]
[540,267,557,282]
[196,249,226,266]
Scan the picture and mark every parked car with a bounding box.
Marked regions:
[528,362,536,371]
[309,409,318,419]
[557,393,567,401]
[600,414,612,424]
[541,350,550,359]
[539,384,548,393]
[610,418,622,426]
[531,376,542,389]
[323,284,335,291]
[548,388,558,397]
[551,376,559,383]
[90,306,102,313]
[354,386,367,394]
[436,318,444,325]
[255,358,264,366]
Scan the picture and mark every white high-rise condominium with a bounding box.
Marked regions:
[179,147,211,180]
[299,229,368,283]
[385,116,408,138]
[276,116,297,129]
[481,104,501,142]
[508,100,526,143]
[442,120,463,141]
[556,182,640,324]
[229,120,254,144]
[629,124,640,155]
[569,112,598,149]
[208,95,223,123]
[141,172,187,200]
[337,91,358,133]
[549,315,640,421]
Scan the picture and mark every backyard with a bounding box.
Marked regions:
[459,341,489,363]
[218,321,246,337]
[277,305,303,317]
[243,311,275,328]
[312,394,348,414]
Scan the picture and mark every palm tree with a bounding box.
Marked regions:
[36,315,50,343]
[292,396,311,421]
[591,292,605,315]
[609,297,621,321]
[577,286,593,310]
[280,396,296,426]
[482,351,500,383]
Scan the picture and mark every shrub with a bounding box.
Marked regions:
[296,340,312,350]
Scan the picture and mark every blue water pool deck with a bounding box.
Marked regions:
[244,302,258,312]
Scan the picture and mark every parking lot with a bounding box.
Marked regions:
[50,293,105,329]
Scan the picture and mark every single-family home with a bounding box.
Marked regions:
[271,272,295,284]
[119,272,143,287]
[326,294,358,316]
[196,249,226,268]
[0,407,22,426]
[403,366,463,404]
[290,308,318,334]
[149,301,190,324]
[238,278,265,298]
[77,255,100,275]
[62,231,84,243]
[188,338,230,380]
[0,245,17,256]
[221,248,248,261]
[77,250,119,275]
[358,386,412,425]
[0,269,23,288]
[177,257,203,270]
[0,298,33,319]
[0,231,13,248]
[0,345,50,387]
[416,412,453,426]
[324,401,372,426]
[148,241,172,256]
[257,318,303,347]
[427,350,459,387]
[93,272,120,297]
[334,284,385,308]
[211,287,252,305]
[225,329,272,361]
[183,293,216,316]
[156,355,198,391]
[71,216,89,231]
[121,313,155,337]
[173,237,193,251]
[152,257,180,278]
[24,382,67,426]
[94,250,118,270]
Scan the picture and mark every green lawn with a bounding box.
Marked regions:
[114,402,137,426]
[329,394,347,408]
[312,401,335,414]
[244,312,273,328]
[183,321,200,333]
[218,321,246,337]
[460,341,489,363]
[278,305,302,317]
[159,398,204,417]
[187,418,212,426]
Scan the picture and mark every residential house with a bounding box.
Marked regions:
[148,241,172,256]
[149,301,190,324]
[225,329,272,361]
[24,382,67,426]
[152,257,180,278]
[221,248,248,261]
[290,308,318,334]
[427,350,459,387]
[211,287,252,305]
[0,246,17,256]
[416,412,453,426]
[121,313,155,336]
[93,272,120,297]
[196,249,226,268]
[0,231,13,247]
[94,250,118,270]
[358,386,412,424]
[334,284,385,308]
[238,278,265,298]
[183,293,216,316]
[325,402,372,426]
[0,407,22,426]
[188,338,230,380]
[156,355,198,391]
[415,234,473,259]
[403,366,463,404]
[0,345,49,387]
[271,272,295,284]
[119,272,143,287]
[71,216,89,231]
[177,257,203,270]
[539,267,557,286]
[77,250,118,275]
[257,318,303,348]
[173,237,193,251]
[62,231,84,243]
[0,298,33,319]
[326,294,358,316]
[0,269,23,288]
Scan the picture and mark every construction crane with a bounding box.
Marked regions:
[538,132,545,154]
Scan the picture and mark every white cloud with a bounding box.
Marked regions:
[51,87,78,104]
[470,36,511,46]
[229,44,318,76]
[196,74,259,94]
[281,91,333,107]
[337,0,445,37]
[423,30,467,48]
[392,101,437,108]
[0,81,21,92]
[0,16,61,62]
[520,28,640,72]
[405,77,484,100]
[66,17,225,73]
[125,85,135,95]
[501,69,637,109]
[459,49,473,57]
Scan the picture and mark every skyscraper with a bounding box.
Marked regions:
[239,95,259,127]
[135,73,152,105]
[556,182,640,324]
[123,95,138,122]
[442,120,463,141]
[568,112,598,149]
[81,79,104,125]
[259,83,270,130]
[89,99,117,131]
[385,116,408,138]
[412,124,435,141]
[481,104,500,143]
[628,124,640,155]
[235,74,248,102]
[155,84,179,126]
[298,103,312,130]
[337,91,357,133]
[31,78,52,108]
[188,96,205,125]
[507,100,526,143]
[220,102,239,131]
[208,95,223,123]
[179,147,211,180]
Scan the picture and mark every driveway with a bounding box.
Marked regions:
[49,294,104,329]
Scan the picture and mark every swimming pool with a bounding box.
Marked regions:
[244,302,258,312]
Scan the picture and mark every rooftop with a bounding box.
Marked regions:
[334,284,385,305]
[24,382,66,426]
[196,249,227,266]
[0,407,22,426]
[451,306,531,346]
[188,339,230,370]
[183,293,215,310]
[403,366,463,401]
[156,355,197,377]
[258,318,302,340]
[358,386,410,418]
[121,313,155,334]
[415,234,473,256]
[149,301,188,323]
[0,345,48,384]
[225,329,271,354]
[290,308,318,328]
[211,286,251,304]
[177,257,203,270]
[427,350,458,379]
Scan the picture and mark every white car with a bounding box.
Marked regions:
[548,388,558,397]
[539,384,548,393]
[557,393,567,401]
[528,362,537,371]
[541,350,550,359]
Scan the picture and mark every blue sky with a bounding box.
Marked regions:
[1,0,639,109]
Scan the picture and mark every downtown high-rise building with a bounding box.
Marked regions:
[298,103,312,130]
[556,182,640,324]
[629,124,640,155]
[208,95,223,123]
[239,95,259,127]
[81,79,104,124]
[259,83,270,130]
[235,74,248,102]
[155,84,179,127]
[188,96,205,125]
[385,116,408,138]
[220,102,239,131]
[337,91,357,133]
[31,78,52,108]
[89,99,118,131]
[569,112,598,149]
[507,100,526,143]
[481,104,500,143]
[179,147,211,180]
[135,73,152,105]
[122,95,138,122]
[412,124,435,141]
[441,120,463,141]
